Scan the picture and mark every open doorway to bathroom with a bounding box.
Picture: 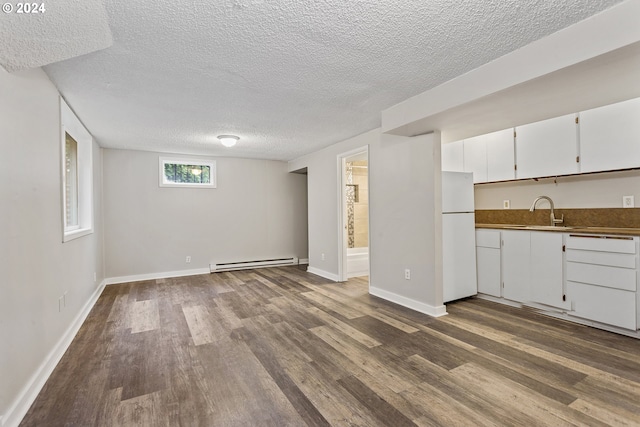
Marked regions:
[339,148,369,281]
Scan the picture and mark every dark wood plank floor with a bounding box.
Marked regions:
[21,266,640,426]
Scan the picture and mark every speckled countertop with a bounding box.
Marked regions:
[475,208,640,236]
[476,223,640,236]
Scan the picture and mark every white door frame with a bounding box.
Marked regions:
[337,145,369,282]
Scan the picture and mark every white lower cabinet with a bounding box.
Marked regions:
[530,232,569,309]
[476,230,501,297]
[477,228,639,332]
[565,234,639,330]
[566,282,636,330]
[501,230,530,303]
[482,230,565,306]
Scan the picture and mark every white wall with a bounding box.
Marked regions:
[369,133,445,316]
[102,149,308,280]
[289,130,446,316]
[0,68,104,425]
[289,129,378,280]
[475,169,640,210]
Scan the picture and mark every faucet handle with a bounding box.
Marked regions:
[553,214,564,225]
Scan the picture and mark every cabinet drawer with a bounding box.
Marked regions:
[476,229,501,248]
[566,249,637,269]
[566,261,636,291]
[567,281,637,330]
[566,235,636,254]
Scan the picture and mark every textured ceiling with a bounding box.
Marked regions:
[0,0,112,71]
[32,0,623,160]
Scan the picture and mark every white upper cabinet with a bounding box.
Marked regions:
[579,97,640,173]
[463,135,487,183]
[441,140,464,172]
[448,128,514,183]
[515,114,579,179]
[486,128,515,182]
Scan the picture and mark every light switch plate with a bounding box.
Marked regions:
[623,195,634,208]
[503,200,510,209]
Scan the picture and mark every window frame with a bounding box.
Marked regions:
[159,156,217,188]
[61,98,93,242]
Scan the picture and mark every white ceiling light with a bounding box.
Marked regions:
[218,135,239,147]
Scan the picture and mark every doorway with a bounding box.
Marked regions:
[338,147,369,281]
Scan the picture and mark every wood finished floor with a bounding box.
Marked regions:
[21,266,640,426]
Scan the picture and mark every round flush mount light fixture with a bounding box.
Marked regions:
[217,135,239,148]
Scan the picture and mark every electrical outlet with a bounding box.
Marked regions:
[503,200,510,209]
[63,291,68,308]
[404,269,411,280]
[623,195,634,208]
[58,296,63,312]
[321,253,325,261]
[186,256,191,263]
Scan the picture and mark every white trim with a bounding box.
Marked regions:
[2,279,106,427]
[369,286,448,318]
[105,268,210,285]
[306,266,340,282]
[298,258,309,265]
[338,154,347,282]
[337,146,369,282]
[62,227,93,242]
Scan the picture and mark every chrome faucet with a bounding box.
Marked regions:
[529,196,564,226]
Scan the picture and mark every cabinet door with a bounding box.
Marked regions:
[477,247,501,297]
[530,232,568,309]
[463,135,487,183]
[486,128,515,182]
[515,114,578,179]
[442,140,464,172]
[579,97,640,173]
[501,230,530,303]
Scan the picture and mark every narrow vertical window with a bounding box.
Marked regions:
[61,97,93,242]
[64,132,79,230]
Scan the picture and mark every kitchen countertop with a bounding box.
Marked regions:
[476,223,640,236]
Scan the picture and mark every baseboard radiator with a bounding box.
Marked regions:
[210,257,299,273]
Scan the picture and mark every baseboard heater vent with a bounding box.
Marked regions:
[210,257,299,273]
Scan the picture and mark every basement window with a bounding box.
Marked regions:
[61,98,94,242]
[159,157,216,188]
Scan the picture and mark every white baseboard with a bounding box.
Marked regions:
[306,266,340,282]
[298,258,309,265]
[105,268,210,285]
[2,280,107,427]
[369,286,448,318]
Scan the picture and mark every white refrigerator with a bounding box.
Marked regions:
[442,171,478,302]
